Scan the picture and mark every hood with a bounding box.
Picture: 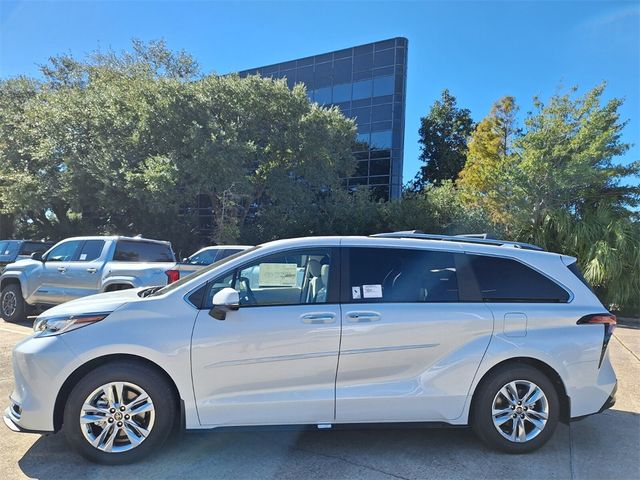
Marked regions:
[2,259,41,270]
[38,288,145,319]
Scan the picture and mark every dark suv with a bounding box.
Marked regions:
[0,240,53,273]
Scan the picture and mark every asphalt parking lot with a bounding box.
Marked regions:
[1,319,638,480]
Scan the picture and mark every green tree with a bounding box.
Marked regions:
[458,85,639,311]
[457,96,521,227]
[0,41,357,253]
[410,89,474,190]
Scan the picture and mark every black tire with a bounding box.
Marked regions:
[0,283,27,323]
[471,364,560,454]
[63,361,177,464]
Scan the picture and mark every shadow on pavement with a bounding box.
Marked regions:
[20,412,634,480]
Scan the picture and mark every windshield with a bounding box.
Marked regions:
[151,245,261,296]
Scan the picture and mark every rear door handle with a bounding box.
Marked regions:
[57,267,66,273]
[300,313,336,324]
[86,268,97,273]
[346,311,381,322]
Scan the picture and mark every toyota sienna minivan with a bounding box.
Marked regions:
[4,232,617,464]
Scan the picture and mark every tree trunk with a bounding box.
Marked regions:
[0,213,15,238]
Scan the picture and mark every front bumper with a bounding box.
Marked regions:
[4,335,77,433]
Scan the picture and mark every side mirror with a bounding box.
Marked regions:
[31,251,44,262]
[208,287,240,320]
[182,257,189,263]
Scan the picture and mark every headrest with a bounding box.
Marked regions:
[308,259,322,277]
[320,264,329,283]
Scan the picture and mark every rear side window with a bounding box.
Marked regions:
[113,241,175,262]
[347,248,459,303]
[219,249,244,260]
[468,255,569,303]
[77,240,105,262]
[0,241,19,257]
[19,242,51,256]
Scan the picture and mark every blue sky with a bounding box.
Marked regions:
[1,0,638,185]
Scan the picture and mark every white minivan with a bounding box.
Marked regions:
[4,233,617,464]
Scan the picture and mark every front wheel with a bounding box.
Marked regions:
[471,364,560,453]
[63,361,177,464]
[1,283,27,323]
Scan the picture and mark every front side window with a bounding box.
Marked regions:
[205,249,333,308]
[188,249,219,266]
[45,240,82,262]
[347,248,459,303]
[468,255,569,303]
[113,241,175,263]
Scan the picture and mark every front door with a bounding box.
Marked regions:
[335,246,494,423]
[191,245,341,426]
[31,240,83,305]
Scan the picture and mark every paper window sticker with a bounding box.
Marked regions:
[362,284,383,298]
[351,286,361,299]
[79,254,87,261]
[258,263,298,287]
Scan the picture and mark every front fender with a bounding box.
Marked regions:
[0,271,29,300]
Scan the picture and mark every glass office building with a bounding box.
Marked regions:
[238,37,408,200]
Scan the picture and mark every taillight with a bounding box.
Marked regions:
[577,313,617,367]
[165,269,180,284]
[577,313,617,330]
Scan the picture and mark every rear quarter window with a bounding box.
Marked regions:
[113,241,175,263]
[468,255,569,303]
[567,262,593,291]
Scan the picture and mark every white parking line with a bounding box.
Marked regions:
[0,326,29,335]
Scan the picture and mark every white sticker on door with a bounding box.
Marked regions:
[362,284,383,298]
[351,286,361,299]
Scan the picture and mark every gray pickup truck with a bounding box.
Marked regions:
[0,236,177,323]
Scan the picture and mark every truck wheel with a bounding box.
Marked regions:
[1,284,27,323]
[63,361,177,464]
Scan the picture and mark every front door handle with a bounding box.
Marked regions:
[57,266,66,273]
[301,313,336,324]
[86,268,97,273]
[346,311,381,322]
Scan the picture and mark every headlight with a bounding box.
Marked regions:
[33,312,111,337]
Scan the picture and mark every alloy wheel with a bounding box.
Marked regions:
[491,379,549,443]
[1,291,17,317]
[80,381,155,453]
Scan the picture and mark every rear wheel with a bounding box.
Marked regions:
[63,361,177,464]
[471,364,560,453]
[1,283,27,323]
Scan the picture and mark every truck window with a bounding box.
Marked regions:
[19,242,52,256]
[114,241,175,262]
[46,240,83,262]
[77,240,105,262]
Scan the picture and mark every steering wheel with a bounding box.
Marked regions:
[237,276,257,305]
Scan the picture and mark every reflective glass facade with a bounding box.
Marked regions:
[238,37,408,200]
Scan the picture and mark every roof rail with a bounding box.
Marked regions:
[370,230,544,251]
